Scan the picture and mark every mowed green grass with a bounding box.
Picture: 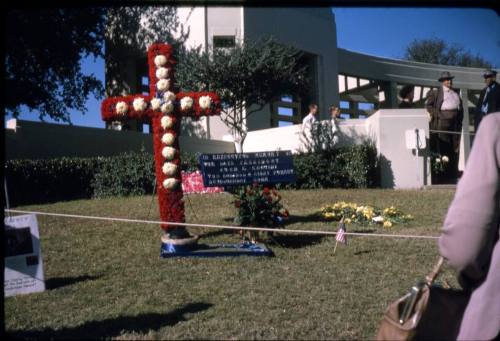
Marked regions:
[5,188,458,340]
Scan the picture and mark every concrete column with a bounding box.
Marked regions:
[458,88,471,171]
[380,81,398,109]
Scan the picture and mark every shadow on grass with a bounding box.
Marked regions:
[283,214,326,226]
[46,275,100,290]
[270,234,324,249]
[8,302,213,340]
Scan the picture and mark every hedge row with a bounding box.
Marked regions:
[5,142,379,206]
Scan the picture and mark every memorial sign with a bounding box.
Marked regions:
[4,214,45,297]
[199,151,296,187]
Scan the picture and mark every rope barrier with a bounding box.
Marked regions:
[4,209,439,240]
[429,129,475,136]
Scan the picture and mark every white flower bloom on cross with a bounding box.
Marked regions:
[133,97,148,112]
[163,178,178,190]
[163,91,176,102]
[162,146,176,160]
[161,101,174,114]
[157,79,170,92]
[199,95,212,109]
[180,96,194,110]
[156,67,169,79]
[162,162,178,176]
[116,101,128,115]
[162,132,175,146]
[161,115,174,129]
[150,98,161,111]
[154,55,167,67]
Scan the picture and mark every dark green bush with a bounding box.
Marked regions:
[90,151,155,198]
[5,149,205,206]
[290,141,380,189]
[5,157,100,206]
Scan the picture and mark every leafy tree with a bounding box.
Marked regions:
[176,38,308,152]
[5,6,187,123]
[105,6,189,96]
[5,8,106,123]
[404,38,493,68]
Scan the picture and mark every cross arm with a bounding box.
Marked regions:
[101,94,155,123]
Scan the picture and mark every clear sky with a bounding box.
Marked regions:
[10,7,500,129]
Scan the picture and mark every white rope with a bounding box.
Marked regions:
[4,209,439,240]
[429,129,475,136]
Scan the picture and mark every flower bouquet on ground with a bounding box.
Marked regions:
[320,201,413,228]
[233,183,289,242]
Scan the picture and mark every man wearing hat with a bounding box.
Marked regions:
[475,69,500,132]
[426,71,463,182]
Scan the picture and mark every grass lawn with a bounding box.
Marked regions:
[5,188,458,340]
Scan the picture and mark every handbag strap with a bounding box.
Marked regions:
[425,256,445,286]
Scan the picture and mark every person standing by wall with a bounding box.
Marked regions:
[329,105,341,145]
[302,103,318,131]
[398,85,415,108]
[475,69,500,132]
[426,71,463,183]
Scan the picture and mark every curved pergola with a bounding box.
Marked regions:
[336,48,494,121]
[338,48,486,90]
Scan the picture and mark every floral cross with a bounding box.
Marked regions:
[101,44,221,234]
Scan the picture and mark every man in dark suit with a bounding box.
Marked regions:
[475,69,500,132]
[426,71,463,183]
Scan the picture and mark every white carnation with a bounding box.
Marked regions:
[150,98,161,111]
[157,79,170,92]
[441,156,449,163]
[435,158,441,163]
[180,96,194,110]
[163,91,176,102]
[163,178,178,190]
[155,67,169,79]
[154,55,167,67]
[115,101,128,115]
[161,115,174,129]
[199,95,212,110]
[162,162,178,176]
[162,133,175,146]
[161,101,174,114]
[132,97,148,112]
[161,146,176,160]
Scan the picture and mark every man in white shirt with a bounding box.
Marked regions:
[302,103,318,129]
[300,103,319,151]
[426,71,463,183]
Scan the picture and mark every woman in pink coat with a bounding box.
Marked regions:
[439,112,500,340]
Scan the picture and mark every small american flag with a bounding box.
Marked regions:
[335,219,347,245]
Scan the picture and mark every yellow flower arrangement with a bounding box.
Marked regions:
[320,201,413,227]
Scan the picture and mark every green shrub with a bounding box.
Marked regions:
[90,151,155,198]
[5,157,100,206]
[5,149,205,206]
[290,142,379,189]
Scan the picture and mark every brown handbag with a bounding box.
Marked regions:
[375,257,470,340]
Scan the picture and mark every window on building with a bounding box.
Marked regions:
[141,76,149,95]
[213,36,236,48]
